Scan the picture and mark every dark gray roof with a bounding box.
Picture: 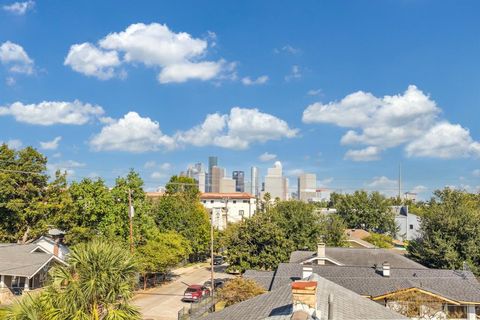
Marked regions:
[0,243,62,278]
[271,263,480,303]
[289,247,427,269]
[204,274,407,320]
[244,270,275,291]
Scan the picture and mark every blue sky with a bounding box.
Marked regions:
[0,0,479,197]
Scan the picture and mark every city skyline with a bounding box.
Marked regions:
[1,1,479,199]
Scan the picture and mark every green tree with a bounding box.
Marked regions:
[136,232,191,289]
[318,213,348,247]
[364,232,394,248]
[6,240,140,320]
[217,278,265,307]
[224,213,293,272]
[408,188,480,275]
[0,144,49,242]
[153,176,210,260]
[331,191,397,235]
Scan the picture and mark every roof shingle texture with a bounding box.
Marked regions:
[204,274,407,320]
[0,243,56,278]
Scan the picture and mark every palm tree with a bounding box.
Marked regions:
[6,240,141,320]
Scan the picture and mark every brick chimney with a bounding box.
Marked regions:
[292,281,318,310]
[317,243,325,265]
[53,238,59,257]
[382,261,390,277]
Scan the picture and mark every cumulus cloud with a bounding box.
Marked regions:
[344,146,381,161]
[2,1,34,15]
[259,152,277,162]
[0,41,35,74]
[90,112,175,152]
[0,100,104,125]
[241,75,268,86]
[405,122,480,158]
[307,89,323,96]
[40,136,61,150]
[2,139,23,149]
[176,107,298,149]
[411,185,427,194]
[144,161,171,170]
[303,85,480,160]
[65,22,233,83]
[274,45,301,55]
[64,43,120,80]
[365,176,398,196]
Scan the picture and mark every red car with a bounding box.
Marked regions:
[183,285,210,302]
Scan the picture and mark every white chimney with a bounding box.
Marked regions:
[382,262,390,277]
[317,243,325,265]
[302,266,313,279]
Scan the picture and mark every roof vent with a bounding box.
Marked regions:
[302,266,313,279]
[382,261,390,277]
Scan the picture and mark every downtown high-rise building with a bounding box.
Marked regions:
[298,173,317,202]
[250,166,259,197]
[263,161,288,200]
[232,171,245,192]
[207,156,218,192]
[210,166,225,193]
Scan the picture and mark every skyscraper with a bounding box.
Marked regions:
[207,156,218,192]
[263,161,288,200]
[232,171,245,192]
[210,166,224,193]
[250,166,259,196]
[298,173,317,202]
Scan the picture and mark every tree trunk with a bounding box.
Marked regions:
[21,226,30,244]
[143,274,147,290]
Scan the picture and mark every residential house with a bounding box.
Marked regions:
[344,229,376,249]
[204,272,407,320]
[200,192,257,229]
[392,206,421,241]
[0,243,66,298]
[244,246,480,319]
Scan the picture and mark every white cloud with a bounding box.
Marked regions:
[303,85,480,160]
[64,43,120,80]
[47,160,85,177]
[144,161,171,171]
[2,139,23,149]
[366,176,398,196]
[274,45,301,55]
[2,1,34,15]
[318,177,333,187]
[307,89,322,96]
[40,136,62,150]
[176,107,298,149]
[259,152,277,162]
[405,122,480,159]
[6,77,16,86]
[66,22,233,83]
[286,168,304,176]
[285,65,301,81]
[473,169,480,177]
[0,100,104,125]
[344,146,381,161]
[150,171,167,180]
[0,41,34,74]
[241,75,269,86]
[90,112,175,152]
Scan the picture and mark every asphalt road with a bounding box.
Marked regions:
[133,263,233,320]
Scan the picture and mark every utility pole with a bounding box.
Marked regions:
[128,189,134,254]
[398,163,402,203]
[210,209,215,307]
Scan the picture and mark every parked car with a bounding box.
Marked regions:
[182,285,210,302]
[203,278,225,289]
[213,255,224,265]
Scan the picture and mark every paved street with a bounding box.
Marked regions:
[133,263,233,320]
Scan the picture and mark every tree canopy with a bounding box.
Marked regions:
[217,278,265,307]
[408,188,480,275]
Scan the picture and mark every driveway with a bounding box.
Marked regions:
[133,263,234,320]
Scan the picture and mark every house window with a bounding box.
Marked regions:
[243,200,248,203]
[233,200,237,204]
[409,224,414,230]
[447,305,467,319]
[239,210,244,217]
[210,200,214,203]
[202,200,206,203]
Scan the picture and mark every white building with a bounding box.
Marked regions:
[392,206,421,241]
[263,161,288,200]
[200,192,257,229]
[298,173,317,202]
[251,166,259,197]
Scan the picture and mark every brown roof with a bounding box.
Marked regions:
[200,192,255,199]
[345,229,371,240]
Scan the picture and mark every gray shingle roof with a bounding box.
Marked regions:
[244,270,275,290]
[204,274,407,320]
[0,243,61,278]
[289,247,427,269]
[271,263,480,303]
